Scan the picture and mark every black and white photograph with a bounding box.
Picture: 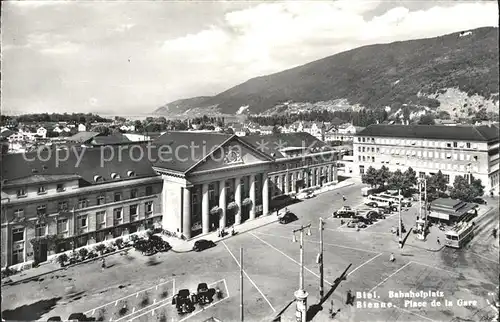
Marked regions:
[1,1,499,321]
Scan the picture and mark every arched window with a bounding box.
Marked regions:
[111,173,120,179]
[94,175,103,182]
[127,171,135,177]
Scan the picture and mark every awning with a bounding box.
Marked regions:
[429,212,450,220]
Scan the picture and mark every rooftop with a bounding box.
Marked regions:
[241,132,332,158]
[356,124,499,142]
[1,145,158,187]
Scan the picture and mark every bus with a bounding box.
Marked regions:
[444,221,475,248]
[363,195,392,208]
[377,193,412,207]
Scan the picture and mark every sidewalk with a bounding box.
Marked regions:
[159,213,280,252]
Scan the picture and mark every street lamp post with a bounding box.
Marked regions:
[318,218,325,299]
[292,224,312,322]
[398,190,402,248]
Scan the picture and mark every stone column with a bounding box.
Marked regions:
[202,183,209,234]
[284,173,289,194]
[262,173,269,216]
[182,187,191,239]
[332,164,338,183]
[219,179,226,229]
[249,175,256,220]
[235,176,242,225]
[292,172,297,192]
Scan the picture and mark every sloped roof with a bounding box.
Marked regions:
[1,145,158,186]
[91,134,131,146]
[151,132,234,172]
[357,124,499,142]
[67,131,101,143]
[0,129,14,138]
[241,132,331,158]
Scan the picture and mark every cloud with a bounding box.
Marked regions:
[1,0,498,115]
[161,1,498,76]
[40,41,80,54]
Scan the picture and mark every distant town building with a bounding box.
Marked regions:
[36,127,47,138]
[354,124,499,196]
[78,124,87,132]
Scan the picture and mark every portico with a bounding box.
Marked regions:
[153,132,273,239]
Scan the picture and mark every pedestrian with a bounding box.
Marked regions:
[492,228,497,239]
[346,290,352,305]
[342,195,347,202]
[437,237,440,245]
[340,219,344,226]
[390,253,395,262]
[101,257,106,270]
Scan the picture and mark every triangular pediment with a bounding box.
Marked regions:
[187,136,272,173]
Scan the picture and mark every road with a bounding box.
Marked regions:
[2,183,498,322]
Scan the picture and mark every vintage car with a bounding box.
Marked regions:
[172,289,196,314]
[193,239,217,252]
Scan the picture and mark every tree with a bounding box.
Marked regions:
[376,166,391,188]
[93,126,110,136]
[272,125,281,134]
[449,175,484,202]
[403,167,417,194]
[225,128,234,134]
[388,169,405,190]
[361,166,378,188]
[418,114,435,125]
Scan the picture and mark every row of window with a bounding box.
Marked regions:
[12,202,155,243]
[358,156,478,172]
[357,137,478,149]
[16,184,154,200]
[273,159,334,172]
[15,186,155,219]
[358,148,479,161]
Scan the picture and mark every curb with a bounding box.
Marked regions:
[406,244,445,252]
[314,181,355,196]
[2,247,133,287]
[169,216,280,252]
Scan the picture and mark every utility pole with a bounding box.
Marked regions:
[292,224,312,322]
[318,218,325,299]
[424,179,428,238]
[398,190,402,248]
[240,247,244,322]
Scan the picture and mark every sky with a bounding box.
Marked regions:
[1,0,498,115]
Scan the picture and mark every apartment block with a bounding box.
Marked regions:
[353,124,499,195]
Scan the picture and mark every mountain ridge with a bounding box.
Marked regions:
[154,26,499,117]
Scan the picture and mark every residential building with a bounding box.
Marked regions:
[353,124,500,195]
[78,124,87,132]
[325,124,365,143]
[36,127,48,139]
[259,126,273,135]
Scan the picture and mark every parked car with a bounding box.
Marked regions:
[172,289,196,314]
[353,215,372,225]
[196,283,214,305]
[472,198,487,205]
[346,221,357,228]
[279,212,298,224]
[67,313,95,321]
[47,317,62,322]
[297,191,315,200]
[357,223,368,229]
[366,210,385,220]
[333,206,357,218]
[193,239,216,252]
[373,207,391,215]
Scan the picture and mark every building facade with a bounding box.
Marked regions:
[1,132,338,268]
[353,124,499,195]
[1,146,162,268]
